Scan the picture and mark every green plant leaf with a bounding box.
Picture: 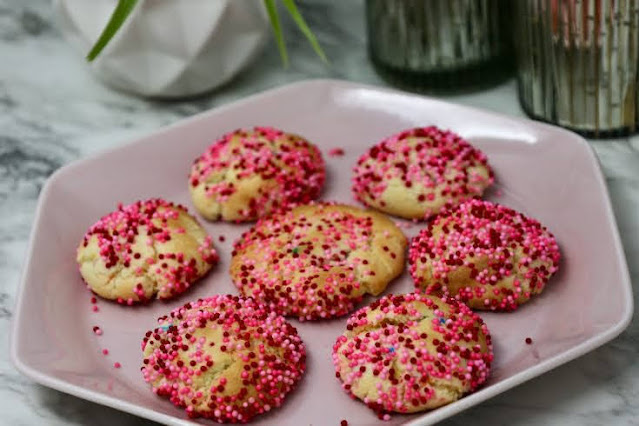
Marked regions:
[86,0,139,61]
[263,0,289,67]
[281,0,328,63]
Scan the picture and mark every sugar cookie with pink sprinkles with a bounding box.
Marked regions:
[352,126,494,220]
[76,199,218,304]
[189,126,325,222]
[409,199,561,311]
[332,293,493,417]
[230,203,407,320]
[141,295,306,422]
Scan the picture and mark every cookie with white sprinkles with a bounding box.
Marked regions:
[141,295,306,422]
[352,126,494,220]
[409,199,561,311]
[332,293,493,417]
[189,126,325,222]
[230,203,407,320]
[76,199,218,304]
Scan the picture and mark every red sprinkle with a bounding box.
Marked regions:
[329,148,345,157]
[114,362,121,368]
[340,420,349,426]
[102,349,109,355]
[525,337,533,344]
[92,326,102,336]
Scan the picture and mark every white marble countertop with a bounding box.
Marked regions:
[1,0,638,425]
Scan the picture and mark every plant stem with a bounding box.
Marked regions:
[86,0,139,61]
[264,0,289,67]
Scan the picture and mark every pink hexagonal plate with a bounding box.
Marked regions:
[11,80,633,425]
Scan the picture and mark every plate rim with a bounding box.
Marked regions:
[10,78,634,426]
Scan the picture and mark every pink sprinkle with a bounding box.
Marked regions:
[114,362,121,369]
[383,414,391,421]
[102,349,109,355]
[394,221,413,230]
[92,305,99,312]
[329,148,345,157]
[92,326,102,336]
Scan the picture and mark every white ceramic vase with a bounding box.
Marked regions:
[54,0,270,98]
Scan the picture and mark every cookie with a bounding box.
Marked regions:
[352,126,494,220]
[409,199,561,311]
[230,203,407,321]
[332,293,493,416]
[141,295,306,422]
[189,126,325,222]
[76,199,217,304]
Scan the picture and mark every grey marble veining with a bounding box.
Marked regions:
[0,0,638,425]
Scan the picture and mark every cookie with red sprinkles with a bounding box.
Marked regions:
[352,126,494,220]
[189,126,326,222]
[332,293,493,415]
[230,203,407,320]
[76,199,218,304]
[141,295,306,423]
[409,199,561,311]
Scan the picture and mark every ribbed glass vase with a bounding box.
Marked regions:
[366,0,514,92]
[514,0,639,138]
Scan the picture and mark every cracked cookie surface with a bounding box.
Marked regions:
[409,199,561,311]
[189,126,325,222]
[76,198,218,304]
[332,293,493,416]
[141,295,306,422]
[230,203,407,321]
[352,126,493,220]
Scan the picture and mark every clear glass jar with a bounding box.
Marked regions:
[514,0,639,137]
[366,0,514,92]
